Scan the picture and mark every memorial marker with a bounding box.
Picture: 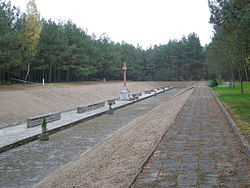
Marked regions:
[119,62,130,100]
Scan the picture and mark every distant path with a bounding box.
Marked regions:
[132,83,250,187]
[0,88,181,188]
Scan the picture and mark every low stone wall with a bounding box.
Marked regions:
[144,89,155,94]
[132,93,142,97]
[132,93,142,100]
[77,101,106,114]
[163,86,170,90]
[107,99,116,105]
[27,112,61,128]
[26,86,171,128]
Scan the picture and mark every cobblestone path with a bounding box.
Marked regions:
[0,88,180,188]
[132,84,250,188]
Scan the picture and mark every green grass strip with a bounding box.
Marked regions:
[212,81,250,143]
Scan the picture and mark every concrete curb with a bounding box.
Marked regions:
[127,86,195,188]
[210,88,250,159]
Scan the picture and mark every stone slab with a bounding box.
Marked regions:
[77,101,106,114]
[27,112,61,128]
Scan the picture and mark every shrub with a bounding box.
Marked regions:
[41,118,47,133]
[209,79,218,87]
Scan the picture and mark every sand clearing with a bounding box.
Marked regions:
[0,81,194,126]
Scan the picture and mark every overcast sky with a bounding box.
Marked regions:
[11,0,214,48]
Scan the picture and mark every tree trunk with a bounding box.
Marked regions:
[66,70,69,82]
[240,80,243,94]
[53,68,57,82]
[0,70,2,84]
[230,69,235,89]
[56,69,60,82]
[2,70,5,84]
[49,62,52,83]
[185,62,188,80]
[25,64,30,81]
[244,62,249,82]
[238,70,243,94]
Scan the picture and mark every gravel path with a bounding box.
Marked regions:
[132,83,250,187]
[35,87,194,188]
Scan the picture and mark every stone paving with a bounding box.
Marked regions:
[132,84,250,188]
[0,87,168,151]
[0,88,180,188]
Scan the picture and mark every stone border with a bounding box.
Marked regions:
[127,86,195,188]
[0,120,27,129]
[132,93,142,100]
[77,101,106,114]
[27,112,61,128]
[210,88,250,158]
[144,90,152,94]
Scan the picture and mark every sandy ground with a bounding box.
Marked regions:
[35,87,194,188]
[0,81,195,126]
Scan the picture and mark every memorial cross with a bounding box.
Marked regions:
[122,62,127,87]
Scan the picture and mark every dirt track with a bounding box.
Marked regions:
[0,81,194,126]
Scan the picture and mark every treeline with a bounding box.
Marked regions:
[0,0,206,84]
[206,0,249,87]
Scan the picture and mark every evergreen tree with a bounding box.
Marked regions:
[207,0,250,93]
[0,0,207,83]
[0,0,23,83]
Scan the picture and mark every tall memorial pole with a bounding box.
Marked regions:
[119,62,130,100]
[122,62,127,87]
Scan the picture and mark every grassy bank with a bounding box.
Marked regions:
[213,82,250,143]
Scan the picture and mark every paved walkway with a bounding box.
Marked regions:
[132,84,250,187]
[0,87,169,152]
[0,88,180,188]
